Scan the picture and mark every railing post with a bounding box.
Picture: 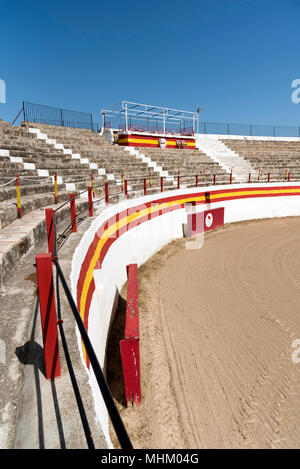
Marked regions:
[105,181,109,204]
[45,208,55,254]
[149,171,152,188]
[91,174,95,198]
[88,186,93,217]
[177,170,180,189]
[16,174,22,218]
[143,178,147,196]
[288,172,291,182]
[69,193,77,233]
[195,175,198,187]
[230,171,232,184]
[36,253,61,379]
[268,172,271,183]
[161,176,164,192]
[213,174,216,185]
[124,180,128,199]
[121,172,124,192]
[120,264,141,406]
[54,172,58,204]
[248,173,251,184]
[203,169,206,183]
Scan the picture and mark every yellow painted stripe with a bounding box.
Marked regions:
[118,137,195,146]
[16,186,21,209]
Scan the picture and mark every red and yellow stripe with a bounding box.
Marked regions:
[118,133,196,149]
[76,185,300,365]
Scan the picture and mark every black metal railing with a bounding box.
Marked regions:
[22,102,101,132]
[198,121,300,138]
[48,205,133,449]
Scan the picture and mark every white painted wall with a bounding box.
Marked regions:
[70,182,300,447]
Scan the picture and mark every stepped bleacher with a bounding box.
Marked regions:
[140,147,229,186]
[221,138,300,181]
[22,122,171,193]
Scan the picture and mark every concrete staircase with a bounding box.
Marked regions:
[195,135,254,182]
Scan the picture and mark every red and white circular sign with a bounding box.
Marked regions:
[205,213,213,228]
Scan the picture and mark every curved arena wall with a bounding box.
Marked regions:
[71,182,300,446]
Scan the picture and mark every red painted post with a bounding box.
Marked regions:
[69,193,77,233]
[161,176,164,192]
[124,180,128,199]
[105,181,109,204]
[91,173,95,198]
[248,173,251,183]
[36,253,61,379]
[16,174,22,218]
[54,172,58,204]
[177,170,180,189]
[120,264,141,406]
[213,174,216,185]
[230,171,233,184]
[88,186,93,217]
[195,175,198,187]
[268,172,271,183]
[45,208,55,254]
[288,172,291,182]
[143,178,147,196]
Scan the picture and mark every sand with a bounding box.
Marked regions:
[107,217,300,449]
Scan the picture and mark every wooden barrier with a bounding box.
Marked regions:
[120,264,141,406]
[36,253,61,379]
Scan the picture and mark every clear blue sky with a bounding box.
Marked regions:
[1,0,300,126]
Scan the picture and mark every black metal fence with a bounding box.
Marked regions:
[199,122,300,138]
[22,102,101,132]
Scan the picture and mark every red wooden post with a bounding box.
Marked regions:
[161,176,164,192]
[16,174,22,218]
[69,193,77,233]
[268,172,271,183]
[177,170,180,189]
[120,264,141,406]
[143,178,147,196]
[213,174,216,185]
[88,186,93,217]
[105,181,109,204]
[195,175,198,187]
[124,180,128,199]
[248,173,251,183]
[45,208,55,254]
[230,171,233,184]
[36,253,61,379]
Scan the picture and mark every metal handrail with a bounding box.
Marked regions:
[53,257,133,449]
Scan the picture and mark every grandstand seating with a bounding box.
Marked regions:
[221,138,300,181]
[140,147,229,186]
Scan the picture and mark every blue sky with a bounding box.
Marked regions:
[1,0,300,126]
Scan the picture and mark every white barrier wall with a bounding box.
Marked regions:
[71,182,300,446]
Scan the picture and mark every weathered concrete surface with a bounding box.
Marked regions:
[0,211,108,449]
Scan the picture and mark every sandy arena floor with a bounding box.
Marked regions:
[108,217,300,449]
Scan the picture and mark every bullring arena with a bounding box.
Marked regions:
[1,101,300,449]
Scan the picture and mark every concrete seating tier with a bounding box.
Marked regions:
[140,148,229,185]
[222,139,300,181]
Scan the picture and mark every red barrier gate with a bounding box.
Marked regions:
[120,264,141,406]
[36,253,61,379]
